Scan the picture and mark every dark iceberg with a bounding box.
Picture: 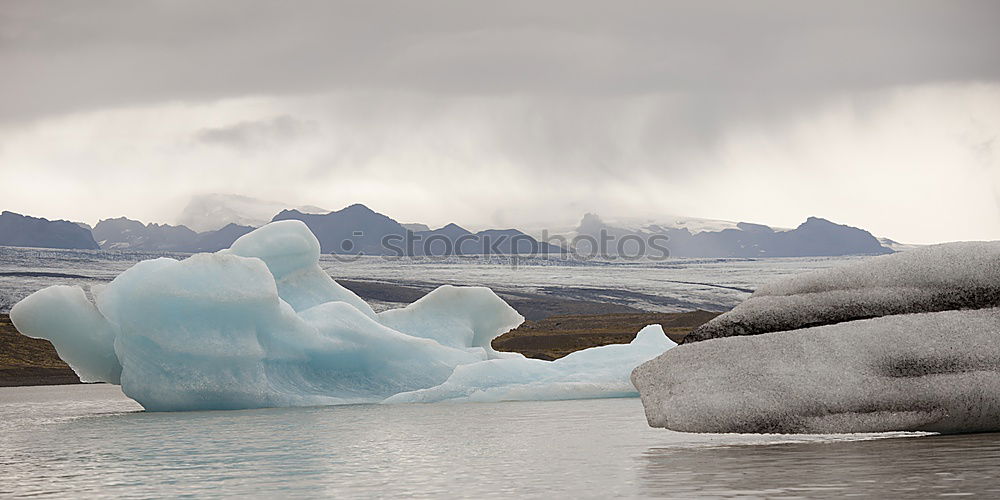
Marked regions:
[632,242,1000,434]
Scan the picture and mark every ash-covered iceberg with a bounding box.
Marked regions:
[683,241,1000,343]
[11,220,672,411]
[632,242,1000,434]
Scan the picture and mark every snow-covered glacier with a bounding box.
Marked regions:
[10,220,673,411]
[633,242,1000,434]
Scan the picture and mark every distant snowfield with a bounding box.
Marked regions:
[176,193,328,232]
[0,244,867,315]
[320,254,865,313]
[571,214,749,236]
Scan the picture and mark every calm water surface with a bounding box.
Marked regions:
[3,385,999,498]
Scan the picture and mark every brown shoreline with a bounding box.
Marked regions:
[493,310,719,360]
[0,281,720,387]
[1,313,80,386]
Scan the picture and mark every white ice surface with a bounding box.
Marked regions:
[10,220,672,411]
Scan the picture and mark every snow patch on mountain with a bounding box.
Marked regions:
[177,193,327,232]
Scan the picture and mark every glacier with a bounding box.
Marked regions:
[10,220,672,411]
[633,242,1000,434]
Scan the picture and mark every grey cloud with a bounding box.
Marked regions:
[2,0,999,121]
[2,0,999,244]
[194,115,318,149]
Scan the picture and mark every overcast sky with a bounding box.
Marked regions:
[2,0,999,243]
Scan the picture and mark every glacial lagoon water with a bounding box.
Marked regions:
[3,384,1000,498]
[5,247,1000,496]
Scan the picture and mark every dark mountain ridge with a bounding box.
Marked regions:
[0,211,99,250]
[575,214,892,257]
[2,204,897,257]
[273,205,562,256]
[92,217,253,252]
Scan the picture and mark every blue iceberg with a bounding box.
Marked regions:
[11,220,674,411]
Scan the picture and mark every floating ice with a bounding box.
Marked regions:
[387,325,674,403]
[9,284,121,384]
[10,220,671,411]
[634,242,1000,434]
[685,241,1000,343]
[224,220,376,316]
[633,308,1000,434]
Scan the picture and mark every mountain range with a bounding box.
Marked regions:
[572,213,892,258]
[0,201,897,258]
[273,204,561,255]
[91,217,254,253]
[0,211,99,250]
